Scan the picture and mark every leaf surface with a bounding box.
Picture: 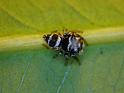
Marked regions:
[0,0,124,93]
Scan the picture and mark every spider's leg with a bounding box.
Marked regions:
[63,28,68,34]
[64,53,69,66]
[64,57,69,66]
[52,48,63,58]
[80,37,88,46]
[53,52,59,59]
[72,56,81,65]
[51,30,58,33]
[42,44,50,49]
[69,30,84,34]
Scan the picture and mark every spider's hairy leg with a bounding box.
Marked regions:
[42,43,50,49]
[64,53,69,66]
[64,58,69,66]
[81,37,88,46]
[72,56,81,65]
[53,52,59,59]
[62,28,68,34]
[69,30,84,34]
[52,50,62,59]
[51,30,58,33]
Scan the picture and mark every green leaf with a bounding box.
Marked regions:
[0,0,124,93]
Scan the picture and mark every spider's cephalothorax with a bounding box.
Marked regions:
[43,33,62,50]
[61,32,85,57]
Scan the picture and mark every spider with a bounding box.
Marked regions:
[43,29,87,65]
